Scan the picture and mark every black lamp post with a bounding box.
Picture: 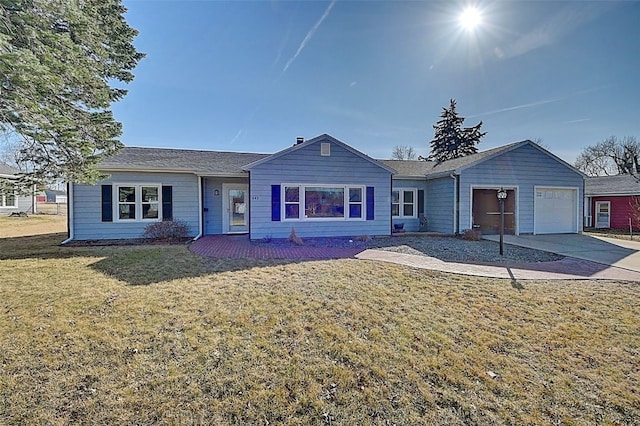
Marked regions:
[497,188,508,256]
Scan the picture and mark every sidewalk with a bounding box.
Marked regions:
[355,249,640,281]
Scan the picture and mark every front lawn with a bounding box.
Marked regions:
[1,216,639,424]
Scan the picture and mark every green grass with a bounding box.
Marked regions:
[1,217,639,424]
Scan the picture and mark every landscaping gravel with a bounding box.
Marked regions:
[370,235,563,264]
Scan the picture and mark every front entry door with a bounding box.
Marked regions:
[222,184,249,233]
[595,201,610,228]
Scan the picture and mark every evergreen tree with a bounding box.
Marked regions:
[0,0,144,186]
[428,99,486,162]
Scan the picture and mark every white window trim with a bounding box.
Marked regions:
[0,189,17,208]
[113,183,163,222]
[281,184,366,221]
[594,200,611,229]
[392,188,418,218]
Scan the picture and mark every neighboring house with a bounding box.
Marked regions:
[45,189,68,204]
[585,174,640,230]
[67,134,585,242]
[0,162,36,215]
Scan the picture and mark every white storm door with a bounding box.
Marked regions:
[595,201,610,229]
[222,184,249,233]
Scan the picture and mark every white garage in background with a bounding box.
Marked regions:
[534,186,579,234]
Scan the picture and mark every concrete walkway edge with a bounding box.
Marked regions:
[355,249,640,281]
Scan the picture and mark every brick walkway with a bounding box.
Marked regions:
[189,235,365,260]
[190,235,640,281]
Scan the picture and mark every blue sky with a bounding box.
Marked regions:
[115,0,640,163]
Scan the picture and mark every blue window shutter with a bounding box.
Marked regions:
[101,185,112,222]
[418,190,425,215]
[162,186,173,221]
[366,186,374,220]
[271,185,281,221]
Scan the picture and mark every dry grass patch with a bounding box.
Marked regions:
[585,228,640,242]
[0,214,66,238]
[1,217,639,424]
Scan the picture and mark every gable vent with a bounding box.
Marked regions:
[320,142,330,156]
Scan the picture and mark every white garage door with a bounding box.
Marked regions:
[534,188,577,234]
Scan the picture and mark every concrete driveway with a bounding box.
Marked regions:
[484,233,640,273]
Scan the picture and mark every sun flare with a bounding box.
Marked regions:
[459,6,482,31]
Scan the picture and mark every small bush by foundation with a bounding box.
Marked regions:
[460,228,482,241]
[288,227,303,245]
[143,220,190,241]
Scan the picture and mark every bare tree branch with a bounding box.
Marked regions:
[391,145,417,160]
[575,136,639,176]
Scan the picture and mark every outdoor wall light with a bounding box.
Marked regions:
[214,189,220,196]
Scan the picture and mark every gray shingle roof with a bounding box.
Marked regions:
[426,141,525,176]
[379,142,525,178]
[99,147,270,175]
[379,160,434,177]
[585,174,640,196]
[100,139,575,180]
[0,162,19,176]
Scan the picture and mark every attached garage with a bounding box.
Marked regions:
[534,187,579,234]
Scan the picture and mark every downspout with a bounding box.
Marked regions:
[247,171,251,239]
[390,174,393,235]
[61,181,74,244]
[451,174,459,234]
[193,175,203,240]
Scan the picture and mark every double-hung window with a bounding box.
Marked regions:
[284,187,300,219]
[0,190,17,208]
[282,184,365,220]
[392,189,417,218]
[116,184,161,221]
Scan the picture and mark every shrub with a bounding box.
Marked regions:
[460,228,482,241]
[143,220,190,241]
[355,235,372,242]
[288,227,304,245]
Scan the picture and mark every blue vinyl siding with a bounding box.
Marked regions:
[458,144,584,234]
[202,176,248,235]
[425,176,456,234]
[248,140,392,239]
[72,172,200,240]
[391,179,427,232]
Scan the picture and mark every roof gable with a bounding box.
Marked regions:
[243,134,396,174]
[425,140,586,179]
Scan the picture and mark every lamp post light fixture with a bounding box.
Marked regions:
[497,188,508,256]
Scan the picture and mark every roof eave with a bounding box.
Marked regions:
[426,170,460,180]
[586,191,640,197]
[99,167,198,174]
[393,174,428,180]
